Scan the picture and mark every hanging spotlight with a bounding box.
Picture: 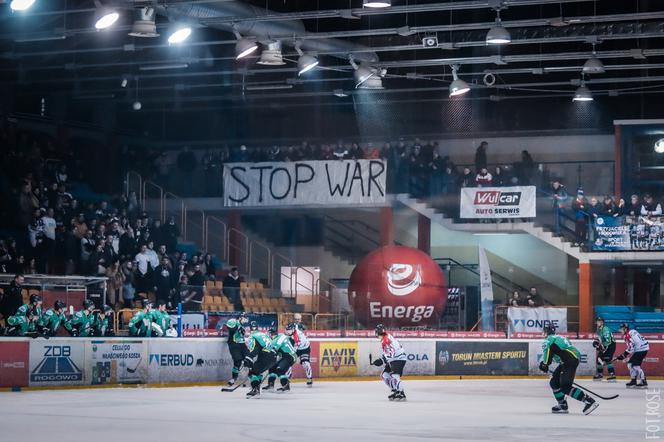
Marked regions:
[10,0,36,11]
[235,37,258,59]
[257,41,286,66]
[654,139,664,154]
[449,65,470,97]
[583,44,605,74]
[294,42,318,75]
[94,2,120,30]
[167,23,192,45]
[129,7,159,38]
[349,57,384,89]
[572,81,593,102]
[363,0,391,7]
[486,12,511,44]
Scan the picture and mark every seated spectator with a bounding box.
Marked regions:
[348,143,364,160]
[641,194,663,216]
[526,287,543,307]
[587,197,602,220]
[458,167,474,188]
[441,163,457,194]
[493,166,507,187]
[475,167,493,187]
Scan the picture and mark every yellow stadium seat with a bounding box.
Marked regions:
[212,296,222,305]
[203,295,214,306]
[215,281,223,289]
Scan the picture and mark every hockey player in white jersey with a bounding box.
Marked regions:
[617,323,650,388]
[370,324,407,401]
[292,313,313,386]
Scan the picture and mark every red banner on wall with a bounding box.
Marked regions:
[0,341,29,388]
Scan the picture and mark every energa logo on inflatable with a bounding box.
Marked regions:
[386,263,422,297]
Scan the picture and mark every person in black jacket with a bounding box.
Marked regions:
[153,257,177,308]
[622,194,641,217]
[1,274,24,325]
[474,141,488,171]
[162,216,180,253]
[223,267,243,311]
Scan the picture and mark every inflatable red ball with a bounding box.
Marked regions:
[348,246,447,328]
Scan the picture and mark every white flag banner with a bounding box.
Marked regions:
[460,186,536,219]
[507,307,568,335]
[478,247,494,331]
[223,160,387,207]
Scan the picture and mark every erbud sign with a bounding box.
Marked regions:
[223,160,387,207]
[508,307,568,336]
[348,246,447,328]
[460,186,536,219]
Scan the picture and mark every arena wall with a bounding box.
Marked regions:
[1,337,661,389]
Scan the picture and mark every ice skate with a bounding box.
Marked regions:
[264,380,275,391]
[393,391,406,401]
[306,378,313,387]
[592,374,603,381]
[277,384,290,393]
[626,378,638,388]
[635,380,648,389]
[583,398,599,415]
[606,374,616,382]
[551,401,568,414]
[388,390,398,401]
[226,379,235,387]
[246,387,261,399]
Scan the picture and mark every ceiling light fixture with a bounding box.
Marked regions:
[583,44,605,74]
[572,80,593,102]
[10,0,36,11]
[128,6,159,38]
[233,29,258,60]
[449,65,470,97]
[349,56,384,89]
[295,42,319,75]
[486,11,511,45]
[167,23,192,45]
[94,2,119,30]
[654,139,664,154]
[363,0,391,8]
[257,41,286,66]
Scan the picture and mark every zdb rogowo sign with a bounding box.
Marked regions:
[223,160,387,207]
[507,307,568,335]
[460,186,536,219]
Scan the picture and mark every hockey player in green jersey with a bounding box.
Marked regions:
[65,299,96,337]
[539,324,598,415]
[4,294,43,336]
[265,323,297,393]
[91,305,114,337]
[150,301,175,337]
[225,312,249,386]
[593,317,616,381]
[37,300,67,336]
[244,321,276,399]
[128,299,153,337]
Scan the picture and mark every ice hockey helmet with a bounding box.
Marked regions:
[54,300,66,311]
[83,299,96,310]
[619,322,630,331]
[30,294,42,304]
[143,299,153,310]
[543,324,556,335]
[102,304,113,314]
[249,321,258,331]
[375,323,387,336]
[268,322,278,336]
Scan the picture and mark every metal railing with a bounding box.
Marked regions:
[125,171,143,202]
[164,191,185,229]
[185,209,206,247]
[142,180,164,222]
[314,313,347,330]
[205,215,228,263]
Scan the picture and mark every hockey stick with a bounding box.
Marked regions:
[548,370,619,400]
[221,368,249,392]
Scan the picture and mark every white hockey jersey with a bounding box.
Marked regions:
[293,324,310,351]
[625,329,649,353]
[381,333,406,363]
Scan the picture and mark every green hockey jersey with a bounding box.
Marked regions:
[226,318,246,344]
[149,310,171,335]
[128,310,152,337]
[91,313,112,336]
[542,335,580,365]
[38,308,66,335]
[65,310,94,336]
[597,325,615,347]
[271,333,296,358]
[246,331,274,356]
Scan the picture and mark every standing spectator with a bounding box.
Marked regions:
[475,167,493,187]
[526,287,543,307]
[120,261,135,309]
[153,257,176,307]
[348,143,364,160]
[551,180,569,235]
[105,261,123,308]
[203,253,216,280]
[333,143,349,160]
[441,162,457,195]
[162,216,180,253]
[509,291,524,307]
[641,194,663,216]
[41,208,57,272]
[571,189,589,246]
[223,267,243,311]
[623,194,641,217]
[189,263,206,286]
[0,274,24,324]
[493,166,507,187]
[267,145,284,162]
[458,167,474,188]
[587,197,602,221]
[409,145,427,197]
[134,244,151,294]
[601,196,619,217]
[429,151,445,195]
[518,150,535,184]
[474,141,488,171]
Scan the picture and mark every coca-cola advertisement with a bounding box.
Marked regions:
[348,246,447,328]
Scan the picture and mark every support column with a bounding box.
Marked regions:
[379,207,394,246]
[417,214,431,254]
[579,262,593,333]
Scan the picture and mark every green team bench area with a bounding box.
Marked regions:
[1,336,662,391]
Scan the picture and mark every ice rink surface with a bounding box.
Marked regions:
[0,379,655,442]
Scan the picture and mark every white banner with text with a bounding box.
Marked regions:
[507,307,568,335]
[460,186,536,219]
[223,160,387,207]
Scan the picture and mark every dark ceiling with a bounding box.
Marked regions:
[0,1,663,144]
